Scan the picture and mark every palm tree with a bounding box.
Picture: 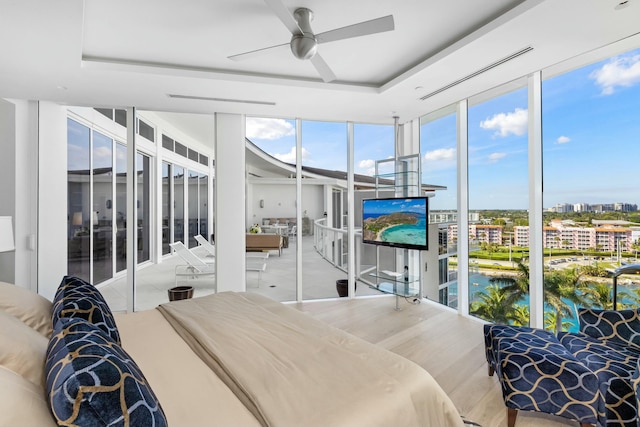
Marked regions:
[510,305,530,327]
[544,268,589,334]
[545,311,574,332]
[470,284,511,324]
[497,261,529,306]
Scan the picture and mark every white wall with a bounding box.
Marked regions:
[38,102,68,300]
[215,113,246,292]
[0,99,16,284]
[13,100,39,291]
[422,223,440,301]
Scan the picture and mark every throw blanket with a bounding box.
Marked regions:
[157,292,463,427]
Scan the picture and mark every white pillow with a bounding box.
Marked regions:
[0,309,48,388]
[0,366,57,427]
[0,281,52,337]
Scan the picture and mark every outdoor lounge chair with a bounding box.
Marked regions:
[194,234,215,258]
[169,241,216,288]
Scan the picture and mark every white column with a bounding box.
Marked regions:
[347,122,355,298]
[37,102,68,300]
[457,100,470,316]
[528,71,544,329]
[295,119,302,302]
[215,113,246,292]
[126,108,137,312]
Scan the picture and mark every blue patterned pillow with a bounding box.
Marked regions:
[578,308,640,349]
[52,275,120,344]
[45,317,167,427]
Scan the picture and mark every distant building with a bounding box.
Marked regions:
[513,220,632,251]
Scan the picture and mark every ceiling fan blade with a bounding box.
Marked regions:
[316,15,394,44]
[263,0,302,34]
[228,42,289,61]
[310,53,337,83]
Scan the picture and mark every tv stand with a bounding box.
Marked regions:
[368,269,420,310]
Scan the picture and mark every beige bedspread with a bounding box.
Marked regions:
[157,292,464,427]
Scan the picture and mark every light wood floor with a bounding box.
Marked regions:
[294,296,575,427]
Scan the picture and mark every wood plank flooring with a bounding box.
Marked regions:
[293,295,574,427]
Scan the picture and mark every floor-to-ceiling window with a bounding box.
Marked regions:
[173,165,185,246]
[137,152,150,263]
[67,112,152,287]
[199,172,209,243]
[541,47,640,333]
[354,123,395,298]
[420,105,459,308]
[115,143,127,272]
[92,130,114,284]
[300,120,347,300]
[188,169,199,248]
[467,84,530,326]
[245,117,297,298]
[161,162,171,255]
[67,118,91,280]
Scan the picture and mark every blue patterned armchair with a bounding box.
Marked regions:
[485,308,640,427]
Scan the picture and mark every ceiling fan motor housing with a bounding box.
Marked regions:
[290,33,317,59]
[290,8,317,60]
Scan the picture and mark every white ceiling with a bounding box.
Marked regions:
[1,0,639,128]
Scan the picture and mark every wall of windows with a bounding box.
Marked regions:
[66,110,212,300]
[67,117,152,286]
[420,106,458,307]
[467,85,530,326]
[541,47,640,332]
[418,45,640,330]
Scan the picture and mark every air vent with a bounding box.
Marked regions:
[168,94,276,106]
[419,46,534,101]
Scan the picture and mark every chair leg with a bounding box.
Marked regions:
[507,408,517,427]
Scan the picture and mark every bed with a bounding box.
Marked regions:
[0,277,464,427]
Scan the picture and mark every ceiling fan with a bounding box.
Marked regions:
[228,0,395,83]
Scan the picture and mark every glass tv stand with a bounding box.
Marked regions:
[368,269,420,310]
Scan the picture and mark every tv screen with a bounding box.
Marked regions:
[362,197,428,250]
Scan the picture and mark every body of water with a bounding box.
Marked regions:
[465,272,640,333]
[380,218,427,246]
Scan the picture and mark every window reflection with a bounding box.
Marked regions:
[67,119,91,280]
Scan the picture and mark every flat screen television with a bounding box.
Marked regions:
[362,197,428,250]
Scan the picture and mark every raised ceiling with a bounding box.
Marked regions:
[0,0,639,124]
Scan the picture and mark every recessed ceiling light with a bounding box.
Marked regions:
[414,86,424,91]
[615,1,630,10]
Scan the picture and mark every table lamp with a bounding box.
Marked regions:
[0,216,15,253]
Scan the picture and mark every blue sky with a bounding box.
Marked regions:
[363,198,427,216]
[247,47,640,211]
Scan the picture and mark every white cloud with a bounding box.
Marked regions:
[488,152,507,162]
[273,146,309,163]
[557,136,571,144]
[480,108,528,137]
[357,159,376,175]
[424,147,456,161]
[590,53,640,95]
[358,159,375,169]
[246,117,295,140]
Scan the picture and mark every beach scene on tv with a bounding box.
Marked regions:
[362,198,427,247]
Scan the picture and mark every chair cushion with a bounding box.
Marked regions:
[51,275,120,344]
[578,308,640,349]
[46,317,167,427]
[560,331,640,426]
